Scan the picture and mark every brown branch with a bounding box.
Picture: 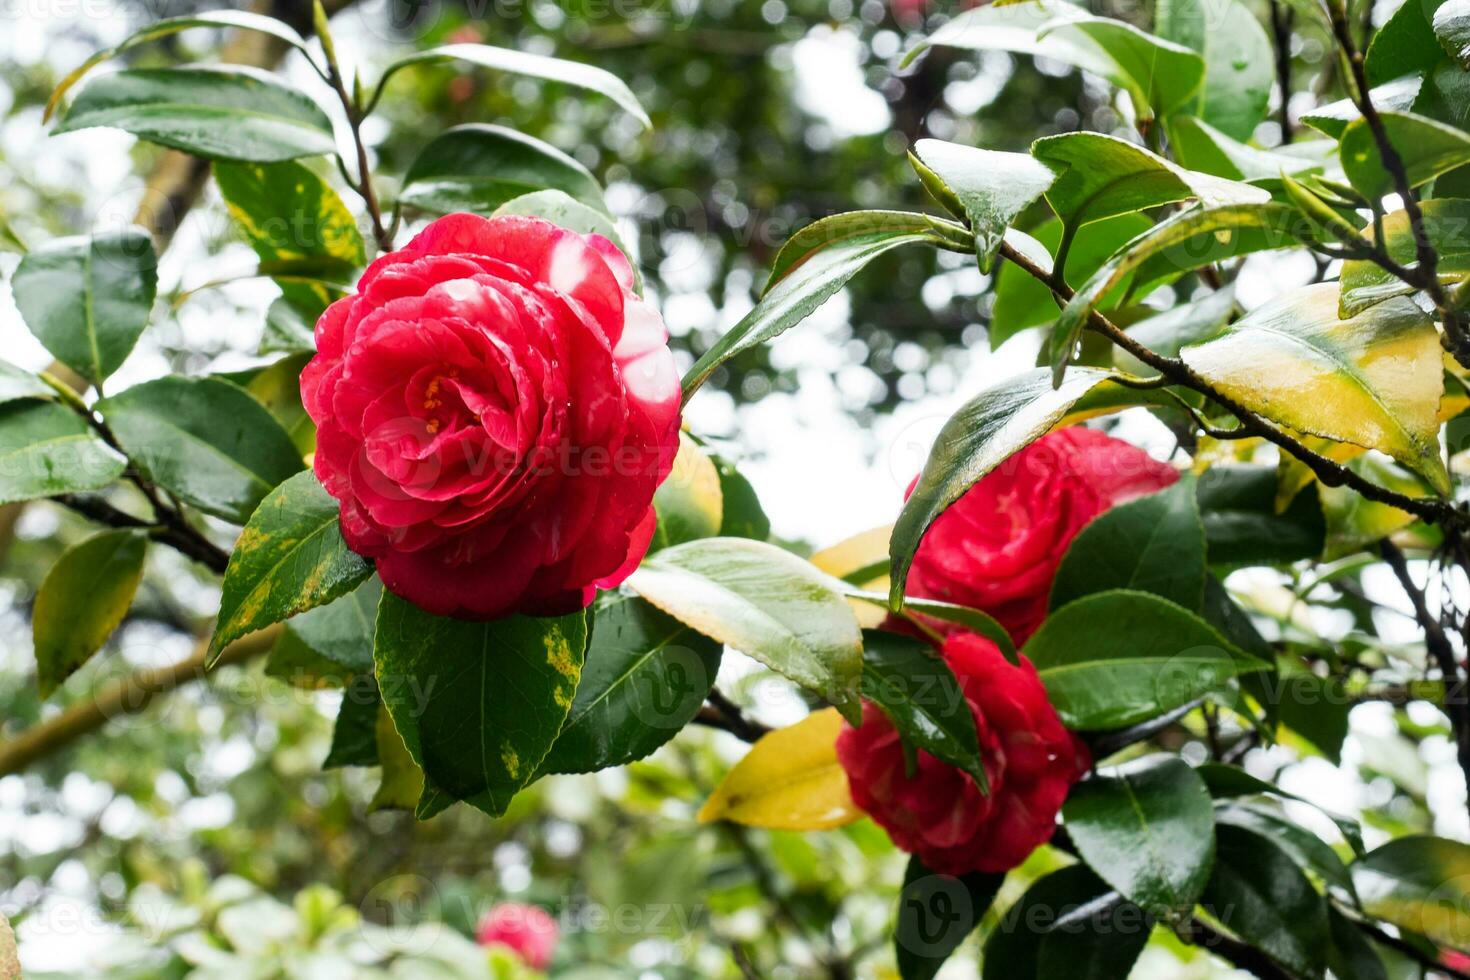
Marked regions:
[0,626,278,777]
[693,689,769,742]
[1379,540,1470,827]
[1269,0,1295,142]
[1179,918,1295,980]
[52,493,230,575]
[997,239,1463,529]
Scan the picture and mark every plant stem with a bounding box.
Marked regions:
[1269,0,1295,142]
[53,494,230,574]
[327,65,393,254]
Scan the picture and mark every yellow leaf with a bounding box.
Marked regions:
[1180,283,1448,493]
[653,432,724,545]
[697,708,861,830]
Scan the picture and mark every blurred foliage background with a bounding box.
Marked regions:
[0,0,1445,976]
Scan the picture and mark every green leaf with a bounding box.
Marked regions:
[1037,14,1204,120]
[908,139,1055,272]
[214,160,363,316]
[1340,110,1470,197]
[860,629,987,791]
[374,593,587,817]
[894,856,1003,980]
[1216,800,1355,899]
[1031,131,1269,234]
[1327,906,1390,980]
[11,227,157,388]
[209,470,372,661]
[1202,824,1330,979]
[0,361,56,405]
[906,0,1119,83]
[265,578,381,686]
[1301,76,1422,140]
[370,43,650,128]
[45,10,312,122]
[1169,115,1330,181]
[1063,754,1215,915]
[219,353,315,456]
[713,454,770,541]
[1353,835,1470,948]
[537,591,721,775]
[1366,0,1447,85]
[682,212,939,399]
[55,65,336,162]
[888,366,1113,606]
[624,537,863,722]
[400,124,607,217]
[1179,282,1448,493]
[1198,761,1364,856]
[1052,203,1309,371]
[1340,198,1470,316]
[990,214,1152,348]
[0,400,125,504]
[323,675,380,768]
[1023,589,1242,729]
[261,296,317,355]
[1435,0,1470,68]
[98,375,306,524]
[652,432,724,550]
[983,865,1146,980]
[1155,0,1273,140]
[845,590,1016,660]
[33,529,148,698]
[1050,475,1205,612]
[1197,466,1326,565]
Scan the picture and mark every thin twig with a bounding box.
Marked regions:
[1269,0,1295,142]
[694,689,770,742]
[52,494,230,574]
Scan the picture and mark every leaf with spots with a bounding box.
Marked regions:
[209,470,372,664]
[374,591,588,819]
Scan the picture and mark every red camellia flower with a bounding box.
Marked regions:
[836,630,1090,875]
[906,426,1178,643]
[476,902,559,971]
[302,213,681,619]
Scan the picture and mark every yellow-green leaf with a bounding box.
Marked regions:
[652,431,724,549]
[1179,283,1448,493]
[33,529,148,698]
[697,708,860,830]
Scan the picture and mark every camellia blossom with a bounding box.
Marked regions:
[905,426,1179,643]
[837,630,1090,874]
[476,902,559,971]
[302,213,681,619]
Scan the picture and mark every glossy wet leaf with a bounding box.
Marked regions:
[11,227,157,388]
[1197,761,1364,855]
[1216,800,1355,899]
[683,212,939,398]
[1169,115,1330,181]
[99,376,305,523]
[210,470,372,661]
[625,537,863,721]
[889,366,1114,606]
[374,594,587,818]
[894,857,1004,980]
[1179,282,1447,493]
[1050,475,1204,612]
[982,865,1142,980]
[1063,754,1215,914]
[33,529,148,698]
[1023,589,1242,729]
[55,65,336,162]
[372,43,650,128]
[908,139,1055,271]
[1435,0,1470,68]
[1365,0,1447,84]
[400,124,606,217]
[905,0,1119,83]
[846,589,1017,660]
[1353,835,1470,948]
[1340,198,1470,316]
[712,454,770,541]
[1340,110,1470,197]
[219,353,315,456]
[265,578,381,686]
[1031,131,1268,233]
[261,296,316,355]
[1039,13,1205,119]
[1202,824,1330,979]
[1301,76,1422,140]
[1155,0,1273,139]
[45,10,311,121]
[696,707,860,830]
[860,629,986,791]
[538,591,722,775]
[652,432,724,549]
[0,362,55,406]
[214,160,363,315]
[0,400,125,504]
